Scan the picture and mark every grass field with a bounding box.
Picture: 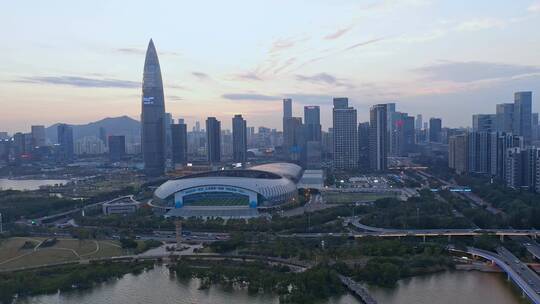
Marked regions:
[322,192,396,204]
[0,237,124,271]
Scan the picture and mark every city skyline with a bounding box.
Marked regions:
[2,1,540,133]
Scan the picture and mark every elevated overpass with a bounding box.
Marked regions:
[345,217,540,239]
[449,246,540,304]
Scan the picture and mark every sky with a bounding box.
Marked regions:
[1,0,540,133]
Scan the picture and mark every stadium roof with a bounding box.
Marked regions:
[249,163,303,183]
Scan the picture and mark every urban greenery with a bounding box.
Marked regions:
[456,175,540,228]
[171,259,344,304]
[0,261,154,304]
[360,190,472,229]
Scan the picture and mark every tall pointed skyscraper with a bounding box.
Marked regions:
[141,39,166,176]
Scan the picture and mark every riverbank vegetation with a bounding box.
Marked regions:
[171,259,343,303]
[209,235,455,288]
[0,261,154,304]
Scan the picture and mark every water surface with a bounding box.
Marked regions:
[15,266,526,304]
[0,179,68,191]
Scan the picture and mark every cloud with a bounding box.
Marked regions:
[273,57,297,74]
[456,18,506,31]
[270,38,297,53]
[414,61,540,82]
[269,36,309,53]
[116,48,180,56]
[167,95,184,102]
[192,71,210,80]
[296,72,353,88]
[14,75,140,88]
[343,38,385,51]
[324,26,353,40]
[116,48,145,55]
[222,92,334,106]
[362,0,431,12]
[222,93,279,101]
[167,83,189,90]
[528,1,540,12]
[233,72,262,81]
[283,94,334,105]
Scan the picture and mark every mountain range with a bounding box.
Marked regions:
[45,116,141,144]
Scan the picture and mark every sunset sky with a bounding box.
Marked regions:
[1,0,540,133]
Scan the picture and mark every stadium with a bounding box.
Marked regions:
[153,162,303,218]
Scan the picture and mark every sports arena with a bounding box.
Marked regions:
[153,162,303,218]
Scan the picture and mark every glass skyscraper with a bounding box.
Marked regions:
[514,91,532,143]
[232,114,247,163]
[141,39,166,176]
[206,117,221,163]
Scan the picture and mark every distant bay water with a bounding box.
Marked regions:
[0,179,69,191]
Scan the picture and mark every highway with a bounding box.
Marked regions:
[414,170,503,215]
[525,240,540,260]
[513,236,540,260]
[449,246,540,304]
[25,195,138,225]
[344,217,540,238]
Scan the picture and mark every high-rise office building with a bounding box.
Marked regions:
[369,104,388,171]
[415,114,423,130]
[505,146,539,190]
[523,147,540,189]
[429,118,442,143]
[358,122,370,171]
[12,133,28,160]
[221,130,233,158]
[386,103,397,157]
[467,131,491,174]
[171,122,188,165]
[99,127,107,147]
[306,141,322,169]
[57,124,74,162]
[283,98,293,158]
[332,98,358,170]
[232,114,247,163]
[491,132,523,179]
[304,106,321,142]
[206,117,221,163]
[400,114,416,155]
[284,117,305,163]
[472,114,497,132]
[141,39,166,176]
[333,97,349,109]
[31,125,46,148]
[514,91,533,142]
[536,153,540,193]
[108,135,126,162]
[322,129,333,161]
[165,112,173,158]
[496,103,514,133]
[390,112,415,156]
[283,98,292,119]
[505,147,523,189]
[532,113,539,141]
[448,133,468,174]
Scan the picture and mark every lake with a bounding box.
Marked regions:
[14,266,526,304]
